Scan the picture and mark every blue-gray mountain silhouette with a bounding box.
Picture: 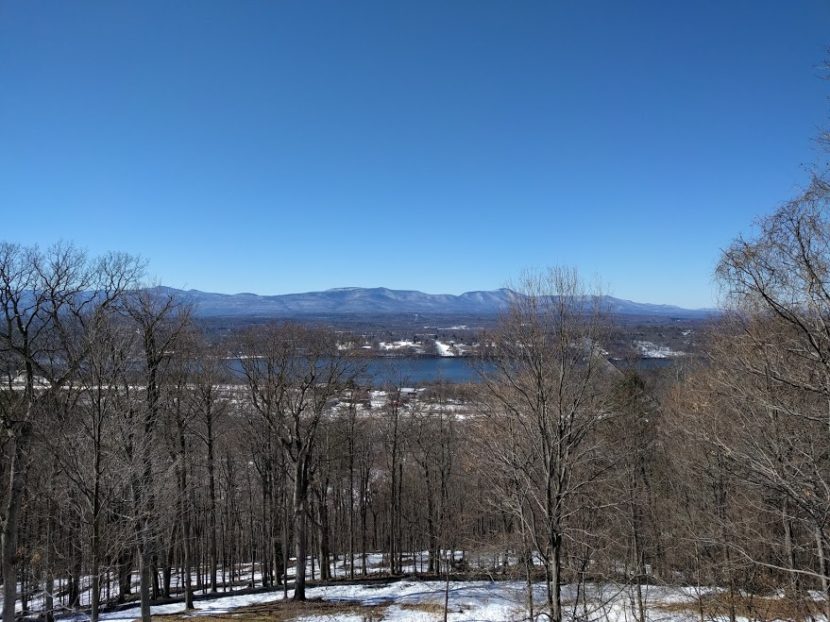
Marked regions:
[151,286,715,319]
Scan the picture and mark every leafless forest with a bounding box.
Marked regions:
[3,174,830,622]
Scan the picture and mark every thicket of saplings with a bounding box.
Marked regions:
[3,182,830,622]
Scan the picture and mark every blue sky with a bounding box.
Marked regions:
[1,1,828,308]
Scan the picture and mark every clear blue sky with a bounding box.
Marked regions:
[2,1,828,308]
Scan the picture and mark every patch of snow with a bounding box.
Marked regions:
[636,341,685,359]
[434,341,455,357]
[379,340,419,351]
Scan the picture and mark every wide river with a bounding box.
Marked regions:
[356,356,488,385]
[222,356,668,387]
[227,356,674,387]
[356,356,675,386]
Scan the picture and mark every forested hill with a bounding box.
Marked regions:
[152,286,716,319]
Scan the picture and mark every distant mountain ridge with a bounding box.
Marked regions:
[152,286,716,320]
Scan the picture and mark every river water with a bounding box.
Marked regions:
[227,356,675,387]
[348,356,674,386]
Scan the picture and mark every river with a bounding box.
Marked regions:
[227,356,673,387]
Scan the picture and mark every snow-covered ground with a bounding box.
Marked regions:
[62,580,708,622]
[12,551,733,620]
[378,340,424,353]
[11,552,463,614]
[14,553,806,621]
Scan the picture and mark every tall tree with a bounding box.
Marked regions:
[477,268,612,622]
[125,289,191,622]
[0,243,141,622]
[237,323,356,601]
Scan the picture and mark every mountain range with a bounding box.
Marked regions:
[152,286,716,320]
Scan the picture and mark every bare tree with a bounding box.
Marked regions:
[477,268,612,622]
[185,333,230,594]
[717,176,830,403]
[0,243,141,622]
[237,323,356,601]
[714,177,830,609]
[52,309,138,622]
[124,289,191,622]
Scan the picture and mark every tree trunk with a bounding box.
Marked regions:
[207,412,218,593]
[293,455,308,601]
[138,549,152,622]
[90,425,103,622]
[317,496,331,581]
[117,552,132,603]
[549,530,563,622]
[282,479,290,600]
[2,420,33,622]
[44,484,55,622]
[348,416,355,580]
[178,417,194,609]
[815,527,830,622]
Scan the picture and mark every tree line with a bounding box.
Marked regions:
[2,174,830,622]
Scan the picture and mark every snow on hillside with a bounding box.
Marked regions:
[434,340,455,357]
[378,340,422,353]
[17,551,763,622]
[636,341,686,359]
